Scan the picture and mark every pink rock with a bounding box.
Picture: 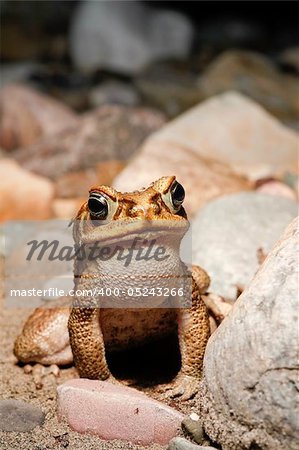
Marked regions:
[256,180,297,200]
[0,83,79,151]
[57,379,184,445]
[12,105,165,180]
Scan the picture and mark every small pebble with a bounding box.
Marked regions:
[182,417,204,444]
[0,399,45,432]
[168,437,217,450]
[256,180,296,200]
[190,412,200,421]
[23,364,33,374]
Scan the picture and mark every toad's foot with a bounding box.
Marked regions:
[159,374,201,401]
[202,292,232,325]
[24,363,60,389]
[104,374,126,387]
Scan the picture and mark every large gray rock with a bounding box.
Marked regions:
[70,1,193,74]
[198,217,299,450]
[192,192,298,300]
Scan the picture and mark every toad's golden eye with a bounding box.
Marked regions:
[88,192,109,220]
[170,181,185,210]
[162,179,185,213]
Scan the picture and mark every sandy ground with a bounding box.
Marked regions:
[0,261,206,450]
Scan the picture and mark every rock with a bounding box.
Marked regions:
[182,416,204,444]
[1,21,49,61]
[70,1,193,74]
[0,225,4,256]
[283,171,299,194]
[197,50,299,125]
[42,277,73,301]
[54,161,125,198]
[0,224,4,260]
[198,218,299,450]
[192,192,297,301]
[52,198,83,219]
[54,169,100,199]
[0,399,45,432]
[3,219,73,309]
[196,18,265,50]
[136,62,202,117]
[279,47,299,74]
[0,159,54,221]
[256,179,297,200]
[57,379,183,445]
[1,1,74,61]
[28,66,90,111]
[95,160,126,188]
[12,105,165,180]
[168,437,216,450]
[89,81,140,108]
[114,140,250,217]
[0,84,79,151]
[146,91,298,181]
[0,62,40,89]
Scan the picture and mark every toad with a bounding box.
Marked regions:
[14,176,213,400]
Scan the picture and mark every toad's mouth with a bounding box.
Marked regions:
[78,219,189,246]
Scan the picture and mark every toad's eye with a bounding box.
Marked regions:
[88,192,109,220]
[170,181,185,210]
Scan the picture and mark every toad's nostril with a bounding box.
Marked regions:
[128,203,161,219]
[152,203,161,215]
[128,205,145,217]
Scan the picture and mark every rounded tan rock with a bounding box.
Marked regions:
[0,159,54,220]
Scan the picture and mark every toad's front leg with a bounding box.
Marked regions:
[164,270,210,400]
[68,307,111,380]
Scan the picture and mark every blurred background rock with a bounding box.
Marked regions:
[1,1,298,116]
[0,1,298,219]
